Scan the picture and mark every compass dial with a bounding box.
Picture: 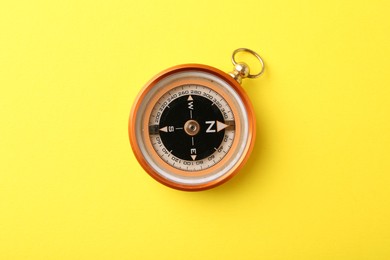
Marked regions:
[129,65,256,191]
[149,84,235,171]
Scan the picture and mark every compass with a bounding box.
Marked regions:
[129,48,265,191]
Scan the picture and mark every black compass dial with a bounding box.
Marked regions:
[157,95,224,161]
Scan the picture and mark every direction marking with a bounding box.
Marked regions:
[190,148,197,160]
[187,95,193,101]
[205,121,216,133]
[149,125,182,135]
[216,121,229,132]
[205,120,235,133]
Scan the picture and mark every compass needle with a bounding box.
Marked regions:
[216,121,229,132]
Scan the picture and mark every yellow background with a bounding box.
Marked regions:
[1,0,389,259]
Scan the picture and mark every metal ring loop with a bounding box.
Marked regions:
[231,48,265,78]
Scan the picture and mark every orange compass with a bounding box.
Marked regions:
[129,48,265,191]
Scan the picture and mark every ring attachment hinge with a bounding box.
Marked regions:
[229,48,265,84]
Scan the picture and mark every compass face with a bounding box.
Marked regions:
[149,84,235,171]
[129,65,255,191]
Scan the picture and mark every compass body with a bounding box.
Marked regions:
[129,63,257,191]
[129,64,256,191]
